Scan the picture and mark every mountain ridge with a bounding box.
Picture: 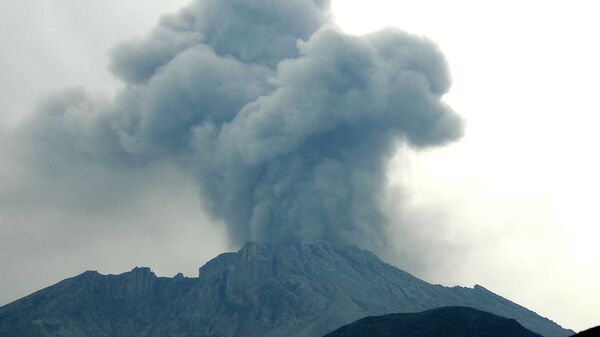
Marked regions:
[0,241,574,337]
[323,306,543,337]
[572,326,600,336]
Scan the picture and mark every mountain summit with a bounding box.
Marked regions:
[0,242,573,337]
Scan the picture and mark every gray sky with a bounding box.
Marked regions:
[1,0,598,332]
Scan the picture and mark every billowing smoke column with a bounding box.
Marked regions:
[17,0,463,250]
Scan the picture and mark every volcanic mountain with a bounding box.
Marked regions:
[323,306,543,337]
[0,242,573,337]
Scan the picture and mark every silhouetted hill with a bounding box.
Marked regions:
[323,306,542,337]
[0,242,573,337]
[572,326,600,336]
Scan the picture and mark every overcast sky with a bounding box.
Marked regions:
[1,0,599,332]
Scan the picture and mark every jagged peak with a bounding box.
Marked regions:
[130,266,154,275]
[199,240,375,277]
[474,284,490,291]
[235,240,382,262]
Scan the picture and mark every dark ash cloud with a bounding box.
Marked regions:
[9,0,463,252]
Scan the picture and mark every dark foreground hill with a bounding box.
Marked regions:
[323,306,542,337]
[0,241,573,337]
[572,326,600,336]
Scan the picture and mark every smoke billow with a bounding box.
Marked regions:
[13,0,463,251]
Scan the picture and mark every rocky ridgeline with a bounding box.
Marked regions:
[0,242,574,337]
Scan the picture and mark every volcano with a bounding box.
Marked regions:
[0,242,573,337]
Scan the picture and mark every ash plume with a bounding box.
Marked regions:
[12,0,463,251]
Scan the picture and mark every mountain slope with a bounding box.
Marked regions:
[572,326,600,336]
[323,306,542,337]
[0,242,573,337]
